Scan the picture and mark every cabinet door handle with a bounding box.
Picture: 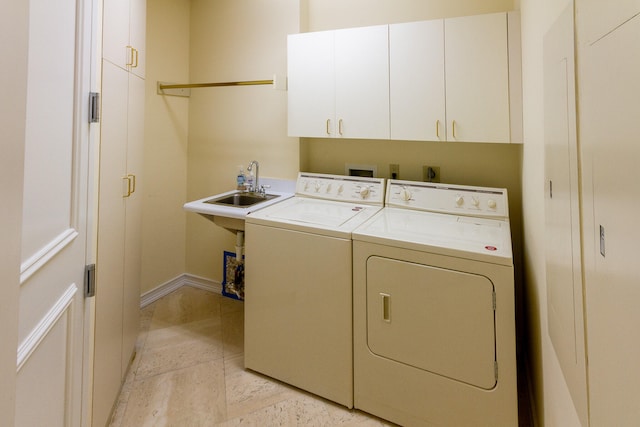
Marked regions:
[123,176,132,198]
[126,46,134,67]
[436,120,440,138]
[326,119,331,135]
[452,120,457,139]
[338,119,344,136]
[128,174,136,194]
[132,48,139,68]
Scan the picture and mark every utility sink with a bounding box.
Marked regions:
[204,192,279,208]
[183,181,294,232]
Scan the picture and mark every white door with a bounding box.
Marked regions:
[334,25,390,139]
[15,0,95,425]
[287,30,336,137]
[444,13,510,143]
[366,257,497,389]
[389,20,446,141]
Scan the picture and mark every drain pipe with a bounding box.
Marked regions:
[235,231,244,261]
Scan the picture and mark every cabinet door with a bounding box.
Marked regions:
[102,0,130,70]
[129,0,146,78]
[581,14,640,425]
[335,25,389,139]
[287,31,335,137]
[93,60,127,427]
[390,20,445,141]
[102,0,145,77]
[121,73,144,374]
[445,13,510,143]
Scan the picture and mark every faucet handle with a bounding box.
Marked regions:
[259,184,270,195]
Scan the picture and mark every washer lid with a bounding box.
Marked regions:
[246,197,382,238]
[353,207,513,265]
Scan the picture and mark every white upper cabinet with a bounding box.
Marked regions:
[334,25,390,139]
[390,20,446,141]
[287,30,335,138]
[103,0,146,78]
[288,25,389,139]
[288,12,521,143]
[444,12,511,143]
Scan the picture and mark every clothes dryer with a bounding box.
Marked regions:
[352,180,518,426]
[244,172,385,408]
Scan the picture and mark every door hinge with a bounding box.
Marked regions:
[89,92,100,123]
[494,361,499,381]
[85,263,96,297]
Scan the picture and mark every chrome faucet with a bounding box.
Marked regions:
[247,160,260,193]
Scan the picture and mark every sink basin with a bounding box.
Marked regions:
[204,192,279,207]
[183,178,295,232]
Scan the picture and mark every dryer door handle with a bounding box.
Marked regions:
[381,293,391,322]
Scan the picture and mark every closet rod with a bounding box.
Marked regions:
[157,79,275,97]
[160,79,273,89]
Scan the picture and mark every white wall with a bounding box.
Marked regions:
[0,1,28,423]
[185,0,300,281]
[519,0,583,425]
[140,0,191,294]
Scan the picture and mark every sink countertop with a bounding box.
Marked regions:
[183,177,295,220]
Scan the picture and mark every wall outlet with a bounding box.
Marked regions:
[423,165,440,183]
[389,164,400,179]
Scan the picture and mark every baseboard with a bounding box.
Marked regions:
[140,274,222,308]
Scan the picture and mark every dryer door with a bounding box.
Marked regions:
[366,256,497,389]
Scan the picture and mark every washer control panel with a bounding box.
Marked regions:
[386,179,509,219]
[296,172,385,205]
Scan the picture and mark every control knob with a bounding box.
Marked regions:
[471,196,480,208]
[399,187,412,201]
[455,194,464,207]
[487,199,497,209]
[315,181,321,192]
[359,186,371,199]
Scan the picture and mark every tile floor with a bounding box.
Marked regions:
[108,286,396,426]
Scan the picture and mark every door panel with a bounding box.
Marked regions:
[122,73,144,371]
[390,20,445,141]
[93,60,128,426]
[543,6,588,424]
[334,25,390,139]
[366,256,496,389]
[580,13,640,424]
[445,13,510,143]
[17,0,92,424]
[287,31,335,137]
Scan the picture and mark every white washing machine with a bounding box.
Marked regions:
[353,180,518,426]
[244,172,385,408]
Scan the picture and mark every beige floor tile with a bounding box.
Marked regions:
[135,318,224,379]
[223,354,297,420]
[150,287,221,329]
[110,287,402,427]
[120,359,227,427]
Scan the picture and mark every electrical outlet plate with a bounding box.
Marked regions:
[422,165,440,183]
[389,164,399,179]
